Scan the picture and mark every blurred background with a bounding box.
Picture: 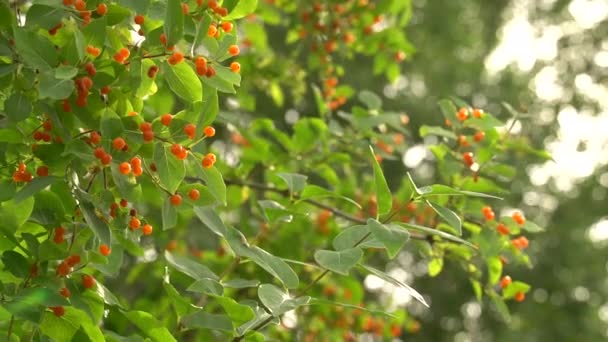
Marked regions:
[378,0,608,340]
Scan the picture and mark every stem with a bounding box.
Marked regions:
[7,315,14,340]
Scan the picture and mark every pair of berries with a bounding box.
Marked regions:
[54,227,65,244]
[113,48,130,64]
[86,45,101,57]
[118,156,143,176]
[512,236,529,250]
[140,122,155,142]
[202,153,216,169]
[482,206,495,221]
[13,162,33,183]
[93,147,112,165]
[168,51,184,65]
[56,254,81,277]
[75,76,93,107]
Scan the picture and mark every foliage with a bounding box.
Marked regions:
[0,0,547,340]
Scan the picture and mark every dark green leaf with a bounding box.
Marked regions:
[314,248,363,275]
[2,251,29,278]
[196,163,226,205]
[162,62,202,103]
[0,197,34,237]
[4,91,32,122]
[78,200,112,245]
[164,0,184,46]
[0,128,23,143]
[39,72,74,100]
[14,176,59,203]
[100,109,124,140]
[25,5,64,30]
[181,311,233,332]
[13,27,57,70]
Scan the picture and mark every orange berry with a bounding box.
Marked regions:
[101,85,111,95]
[514,292,525,302]
[205,66,216,77]
[161,113,173,126]
[472,108,484,118]
[228,45,240,56]
[196,64,207,76]
[93,147,105,159]
[86,45,100,57]
[168,51,184,65]
[194,56,207,67]
[132,165,143,177]
[445,118,452,127]
[74,0,86,11]
[208,24,218,37]
[390,324,402,337]
[82,274,96,289]
[181,3,189,14]
[140,122,152,132]
[474,131,485,142]
[205,153,216,163]
[96,3,107,15]
[484,210,495,221]
[59,287,71,298]
[119,199,128,207]
[202,155,214,169]
[129,217,141,230]
[457,107,469,121]
[142,224,153,235]
[119,162,131,175]
[63,0,74,5]
[134,14,144,25]
[99,243,111,256]
[230,61,240,73]
[500,275,512,289]
[56,262,70,276]
[221,22,233,32]
[112,137,126,150]
[63,99,72,112]
[130,157,141,167]
[496,223,510,235]
[395,51,407,62]
[458,135,469,147]
[189,189,200,200]
[171,144,184,156]
[184,123,196,139]
[512,211,526,225]
[114,52,125,63]
[36,166,49,177]
[170,194,182,206]
[51,306,65,317]
[203,126,215,137]
[66,254,81,267]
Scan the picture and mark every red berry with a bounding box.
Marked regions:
[496,223,510,235]
[202,155,214,169]
[140,122,152,132]
[168,51,184,65]
[65,254,81,267]
[99,243,111,256]
[120,198,128,207]
[189,189,200,201]
[500,275,512,289]
[142,224,153,235]
[134,14,144,25]
[514,292,525,302]
[184,124,196,139]
[161,113,173,126]
[36,166,49,177]
[462,152,474,167]
[170,194,182,206]
[51,306,65,317]
[142,130,154,142]
[148,65,159,78]
[181,3,189,14]
[474,131,485,142]
[74,0,86,11]
[82,274,96,289]
[472,108,484,118]
[59,287,71,298]
[119,162,131,175]
[457,107,469,121]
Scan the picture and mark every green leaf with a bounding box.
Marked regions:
[165,250,219,281]
[154,142,185,194]
[395,222,476,248]
[360,264,429,307]
[2,251,29,278]
[522,220,545,232]
[332,225,383,250]
[164,0,184,46]
[5,287,69,321]
[164,281,191,318]
[292,118,327,153]
[187,278,224,296]
[100,109,124,140]
[223,279,260,289]
[417,184,502,200]
[181,311,233,332]
[358,90,382,110]
[13,27,57,70]
[198,165,226,205]
[14,176,58,203]
[32,190,65,225]
[314,248,362,275]
[428,258,443,277]
[214,296,256,324]
[196,85,219,130]
[39,72,74,100]
[162,196,178,230]
[77,200,111,245]
[40,307,104,342]
[162,62,202,103]
[247,246,299,289]
[193,206,227,237]
[298,185,361,209]
[309,298,396,318]
[258,284,310,316]
[427,201,462,235]
[419,125,456,139]
[0,179,16,202]
[0,197,34,237]
[367,219,409,258]
[110,164,142,202]
[491,295,511,322]
[122,310,177,342]
[438,99,458,123]
[224,0,259,20]
[25,5,65,29]
[258,200,293,223]
[276,172,307,194]
[370,146,392,216]
[55,65,78,79]
[0,128,23,143]
[487,256,503,286]
[4,92,32,122]
[503,281,531,299]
